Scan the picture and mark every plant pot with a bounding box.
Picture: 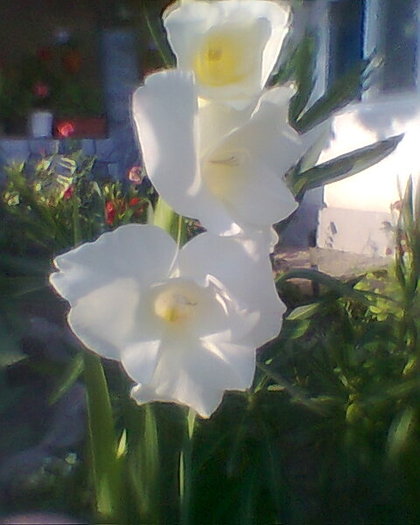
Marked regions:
[29,110,54,138]
[54,117,107,138]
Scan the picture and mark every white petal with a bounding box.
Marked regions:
[132,70,240,234]
[230,227,280,256]
[163,0,290,103]
[200,86,300,229]
[198,97,255,156]
[213,86,305,178]
[121,339,162,385]
[50,225,178,360]
[133,72,300,235]
[130,333,256,418]
[132,70,201,218]
[67,278,156,361]
[202,148,297,228]
[178,233,286,347]
[51,224,177,303]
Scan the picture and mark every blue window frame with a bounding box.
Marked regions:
[328,0,419,94]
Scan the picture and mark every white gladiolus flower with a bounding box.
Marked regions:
[163,0,290,104]
[50,224,285,418]
[133,70,302,241]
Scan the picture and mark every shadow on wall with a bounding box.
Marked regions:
[320,94,420,213]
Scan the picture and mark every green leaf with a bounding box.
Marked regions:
[260,419,287,520]
[289,36,317,123]
[0,253,48,275]
[281,319,311,339]
[287,302,320,320]
[270,33,317,122]
[1,276,46,297]
[387,406,417,461]
[256,362,329,415]
[179,408,196,525]
[127,403,161,523]
[143,405,160,494]
[294,59,370,133]
[49,353,84,404]
[83,352,123,522]
[142,3,175,69]
[0,342,26,368]
[290,134,403,197]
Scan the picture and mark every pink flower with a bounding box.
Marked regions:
[63,185,75,200]
[127,165,143,185]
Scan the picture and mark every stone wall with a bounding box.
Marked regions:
[0,133,139,181]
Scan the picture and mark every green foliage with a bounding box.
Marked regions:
[270,178,420,523]
[273,35,400,203]
[2,162,420,523]
[142,1,176,71]
[0,18,418,521]
[294,58,371,133]
[0,151,152,524]
[1,151,150,255]
[288,134,403,199]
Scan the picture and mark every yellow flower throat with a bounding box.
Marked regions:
[193,30,249,87]
[154,288,197,324]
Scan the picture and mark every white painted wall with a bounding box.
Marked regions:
[314,0,420,255]
[317,93,420,255]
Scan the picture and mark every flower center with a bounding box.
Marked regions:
[153,280,200,325]
[150,277,230,336]
[154,291,197,323]
[193,26,253,87]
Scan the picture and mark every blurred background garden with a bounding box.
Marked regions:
[1,1,420,524]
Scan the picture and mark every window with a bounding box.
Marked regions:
[328,0,365,88]
[328,0,420,95]
[380,0,418,93]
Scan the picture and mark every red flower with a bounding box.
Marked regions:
[33,82,50,99]
[105,201,117,225]
[63,185,75,200]
[129,197,147,218]
[57,121,75,138]
[129,197,141,207]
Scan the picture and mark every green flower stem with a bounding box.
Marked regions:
[153,196,187,246]
[256,362,330,416]
[179,408,196,525]
[152,196,194,522]
[176,213,188,247]
[153,196,177,235]
[70,181,123,522]
[84,351,124,523]
[140,404,161,523]
[72,194,82,246]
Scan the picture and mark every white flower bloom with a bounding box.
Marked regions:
[163,0,290,104]
[133,69,303,241]
[50,224,285,418]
